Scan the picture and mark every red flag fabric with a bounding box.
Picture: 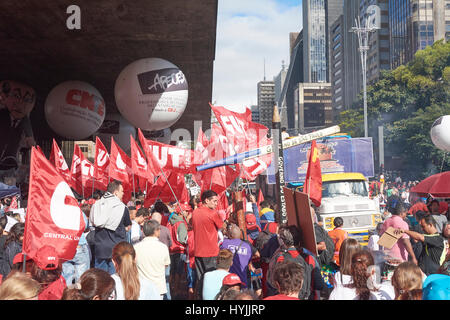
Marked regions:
[49,139,71,185]
[23,147,86,262]
[4,195,18,211]
[69,144,84,197]
[109,137,131,185]
[210,103,272,181]
[303,140,322,207]
[36,145,45,157]
[78,149,95,199]
[109,138,133,203]
[257,189,264,212]
[138,128,193,174]
[130,134,153,181]
[144,171,188,206]
[94,136,110,191]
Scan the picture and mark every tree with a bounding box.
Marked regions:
[338,40,450,179]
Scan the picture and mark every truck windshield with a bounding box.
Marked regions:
[322,180,368,198]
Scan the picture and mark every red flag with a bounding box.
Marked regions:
[130,134,153,181]
[94,136,110,191]
[23,147,86,262]
[303,140,322,207]
[257,189,264,212]
[138,128,193,174]
[49,139,71,185]
[69,144,84,196]
[144,171,188,206]
[78,148,95,198]
[210,103,271,180]
[4,195,18,211]
[109,138,133,203]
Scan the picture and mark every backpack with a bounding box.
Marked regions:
[315,225,335,266]
[167,220,187,254]
[276,249,313,300]
[253,229,274,253]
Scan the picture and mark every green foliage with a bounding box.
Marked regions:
[338,40,450,179]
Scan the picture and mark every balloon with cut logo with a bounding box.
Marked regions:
[94,113,136,154]
[430,115,450,152]
[44,81,106,139]
[114,57,188,131]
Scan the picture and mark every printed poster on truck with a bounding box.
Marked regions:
[266,137,375,184]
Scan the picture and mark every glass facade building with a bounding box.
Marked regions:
[389,0,449,69]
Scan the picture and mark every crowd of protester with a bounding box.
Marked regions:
[0,176,448,301]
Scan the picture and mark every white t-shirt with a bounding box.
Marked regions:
[134,237,171,295]
[333,271,352,287]
[111,273,162,300]
[368,235,380,251]
[130,220,142,244]
[329,282,395,300]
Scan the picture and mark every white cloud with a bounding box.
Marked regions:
[212,0,302,113]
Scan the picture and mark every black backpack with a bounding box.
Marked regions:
[314,225,335,266]
[276,249,313,300]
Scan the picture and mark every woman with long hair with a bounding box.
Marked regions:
[391,262,423,300]
[111,241,160,300]
[332,238,361,287]
[329,250,395,300]
[62,268,116,300]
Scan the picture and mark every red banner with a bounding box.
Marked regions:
[303,140,322,207]
[69,144,84,196]
[23,147,86,262]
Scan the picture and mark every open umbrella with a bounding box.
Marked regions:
[410,171,450,198]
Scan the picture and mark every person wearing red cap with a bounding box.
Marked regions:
[245,213,261,245]
[30,245,67,300]
[215,273,245,300]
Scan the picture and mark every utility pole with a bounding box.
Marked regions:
[350,5,380,138]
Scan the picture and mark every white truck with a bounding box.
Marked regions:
[318,172,383,245]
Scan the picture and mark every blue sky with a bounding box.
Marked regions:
[212,0,303,112]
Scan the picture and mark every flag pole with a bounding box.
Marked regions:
[272,105,288,227]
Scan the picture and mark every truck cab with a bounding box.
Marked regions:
[318,172,382,245]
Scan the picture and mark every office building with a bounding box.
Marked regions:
[250,105,260,123]
[274,62,288,127]
[257,81,275,129]
[389,0,450,69]
[295,83,333,133]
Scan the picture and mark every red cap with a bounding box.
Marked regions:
[222,273,245,287]
[12,253,31,265]
[245,214,258,230]
[34,245,59,270]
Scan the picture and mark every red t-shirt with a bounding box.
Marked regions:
[263,294,300,300]
[192,206,224,257]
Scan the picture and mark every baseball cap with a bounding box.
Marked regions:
[12,253,31,265]
[222,273,245,287]
[34,245,59,271]
[422,274,450,300]
[245,214,258,230]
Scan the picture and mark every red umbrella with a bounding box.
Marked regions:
[410,171,450,198]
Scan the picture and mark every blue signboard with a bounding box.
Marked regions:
[266,138,374,184]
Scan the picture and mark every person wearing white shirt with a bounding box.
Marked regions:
[134,220,171,299]
[329,250,394,300]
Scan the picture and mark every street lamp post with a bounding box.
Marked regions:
[350,6,380,138]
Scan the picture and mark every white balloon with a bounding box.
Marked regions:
[114,57,188,131]
[94,113,136,154]
[430,115,450,152]
[45,81,105,139]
